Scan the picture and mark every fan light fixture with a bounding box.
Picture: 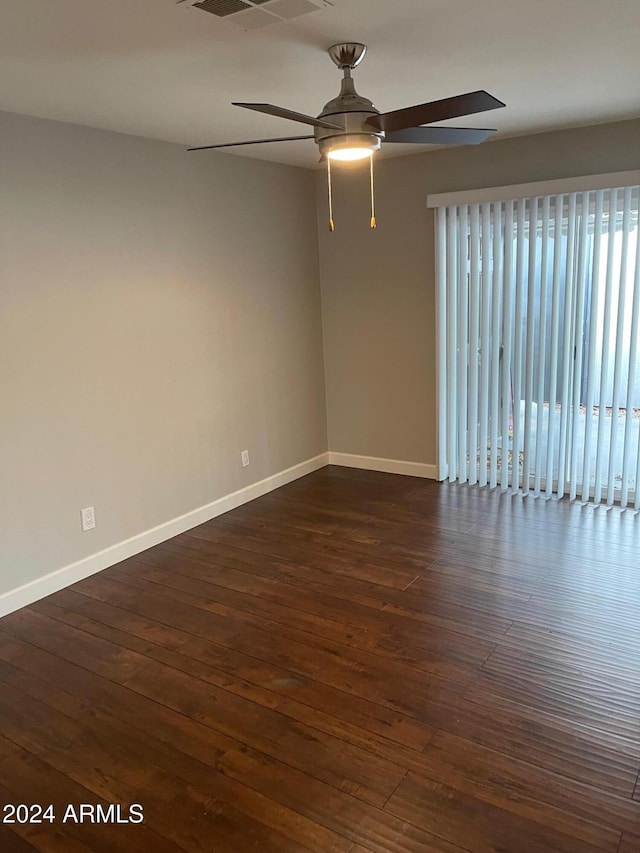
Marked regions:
[327,147,373,162]
[324,131,381,163]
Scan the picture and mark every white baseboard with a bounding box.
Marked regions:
[328,452,438,480]
[0,452,330,619]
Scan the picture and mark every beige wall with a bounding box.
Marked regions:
[316,118,640,466]
[0,111,327,596]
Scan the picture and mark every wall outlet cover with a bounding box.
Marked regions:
[81,506,96,531]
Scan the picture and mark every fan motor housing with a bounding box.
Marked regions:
[314,69,384,156]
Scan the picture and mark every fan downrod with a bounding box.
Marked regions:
[327,43,367,71]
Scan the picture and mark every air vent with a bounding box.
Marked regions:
[193,0,250,16]
[185,0,333,28]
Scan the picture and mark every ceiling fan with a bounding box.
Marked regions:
[189,43,505,228]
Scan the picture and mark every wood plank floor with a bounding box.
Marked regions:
[1,465,639,852]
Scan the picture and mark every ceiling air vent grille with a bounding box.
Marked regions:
[184,0,332,28]
[193,0,251,16]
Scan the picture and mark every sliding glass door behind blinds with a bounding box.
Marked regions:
[436,185,640,507]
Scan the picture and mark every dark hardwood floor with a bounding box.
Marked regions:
[1,465,639,852]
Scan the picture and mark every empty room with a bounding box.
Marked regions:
[1,0,640,851]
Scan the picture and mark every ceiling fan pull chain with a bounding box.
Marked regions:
[327,158,335,232]
[370,155,377,229]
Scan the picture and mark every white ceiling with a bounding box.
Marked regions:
[1,0,639,169]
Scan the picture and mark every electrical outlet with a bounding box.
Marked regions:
[81,506,96,531]
[241,450,250,468]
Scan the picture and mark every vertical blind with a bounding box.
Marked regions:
[435,184,640,507]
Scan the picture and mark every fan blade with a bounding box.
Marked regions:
[385,126,496,145]
[188,135,314,152]
[367,90,505,133]
[233,102,342,131]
